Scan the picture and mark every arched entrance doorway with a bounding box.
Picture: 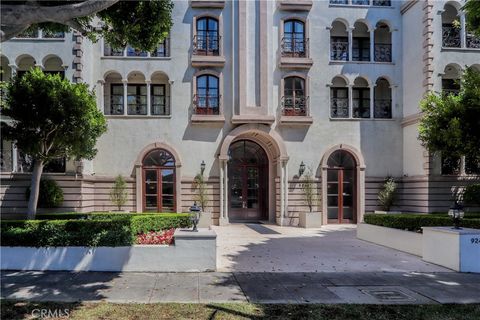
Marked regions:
[142,149,176,212]
[228,140,268,221]
[326,150,357,224]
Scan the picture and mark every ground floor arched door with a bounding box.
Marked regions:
[326,150,357,224]
[142,148,176,212]
[228,140,268,221]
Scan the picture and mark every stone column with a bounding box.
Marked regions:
[348,27,354,62]
[460,13,466,48]
[8,64,17,78]
[12,143,18,173]
[146,80,151,116]
[283,160,289,224]
[135,166,143,213]
[97,80,105,113]
[219,158,229,225]
[348,84,353,118]
[279,162,285,226]
[122,79,128,115]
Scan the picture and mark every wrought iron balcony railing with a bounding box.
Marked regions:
[193,35,221,56]
[151,38,171,57]
[330,98,349,118]
[374,44,392,62]
[193,94,221,115]
[330,0,348,4]
[352,0,369,5]
[352,98,371,118]
[442,88,460,96]
[373,0,390,6]
[281,95,309,116]
[466,32,480,49]
[374,99,392,118]
[151,96,171,116]
[281,37,309,58]
[127,46,148,57]
[442,25,461,48]
[330,40,349,61]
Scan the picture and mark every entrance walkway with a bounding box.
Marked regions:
[212,224,450,273]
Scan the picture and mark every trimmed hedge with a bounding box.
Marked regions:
[364,213,480,232]
[1,214,192,247]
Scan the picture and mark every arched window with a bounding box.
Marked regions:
[283,20,306,57]
[195,17,219,55]
[352,77,370,119]
[143,149,176,212]
[442,4,461,48]
[330,21,349,61]
[283,76,306,116]
[330,76,349,118]
[353,21,370,62]
[374,22,392,62]
[374,78,392,118]
[195,74,220,115]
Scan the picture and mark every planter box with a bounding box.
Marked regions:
[357,223,423,256]
[1,228,216,272]
[298,211,322,228]
[422,227,480,273]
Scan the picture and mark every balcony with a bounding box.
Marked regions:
[278,0,313,11]
[442,25,461,48]
[279,96,312,125]
[191,35,225,67]
[374,44,392,62]
[330,40,349,61]
[191,94,224,123]
[279,38,313,69]
[190,0,225,8]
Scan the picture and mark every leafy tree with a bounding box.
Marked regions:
[193,173,209,212]
[419,67,480,161]
[2,68,107,219]
[301,168,318,213]
[464,0,480,36]
[110,175,128,211]
[0,0,173,52]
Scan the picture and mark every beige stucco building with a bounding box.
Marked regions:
[1,0,479,224]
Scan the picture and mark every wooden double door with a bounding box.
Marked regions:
[228,140,268,221]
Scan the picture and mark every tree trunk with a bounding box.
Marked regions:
[27,160,44,220]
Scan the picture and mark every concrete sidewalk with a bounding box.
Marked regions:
[2,271,480,304]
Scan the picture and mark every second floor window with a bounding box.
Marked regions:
[110,85,124,115]
[195,17,219,56]
[330,88,349,118]
[283,76,307,116]
[151,84,168,115]
[283,20,306,58]
[195,75,219,114]
[127,84,147,115]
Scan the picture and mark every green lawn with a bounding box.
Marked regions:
[2,301,480,320]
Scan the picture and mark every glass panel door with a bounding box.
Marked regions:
[327,168,356,223]
[161,169,175,212]
[144,169,158,212]
[327,169,339,221]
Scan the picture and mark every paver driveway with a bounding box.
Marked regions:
[212,224,450,273]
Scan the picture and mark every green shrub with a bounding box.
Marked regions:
[364,213,480,232]
[25,179,64,208]
[464,184,480,205]
[0,214,192,247]
[377,177,396,211]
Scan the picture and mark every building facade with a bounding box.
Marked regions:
[1,0,479,224]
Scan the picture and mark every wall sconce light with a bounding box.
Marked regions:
[200,160,206,175]
[299,161,306,176]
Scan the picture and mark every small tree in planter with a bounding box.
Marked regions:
[377,177,397,213]
[298,168,322,228]
[193,172,212,227]
[110,175,128,212]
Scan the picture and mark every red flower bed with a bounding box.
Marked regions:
[136,228,175,245]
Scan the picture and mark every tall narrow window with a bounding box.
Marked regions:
[352,22,370,62]
[195,17,219,56]
[195,74,220,115]
[374,22,392,62]
[151,84,168,115]
[330,21,349,61]
[283,76,306,116]
[127,84,147,115]
[283,20,306,58]
[442,4,461,48]
[374,78,392,119]
[110,84,124,115]
[330,77,349,118]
